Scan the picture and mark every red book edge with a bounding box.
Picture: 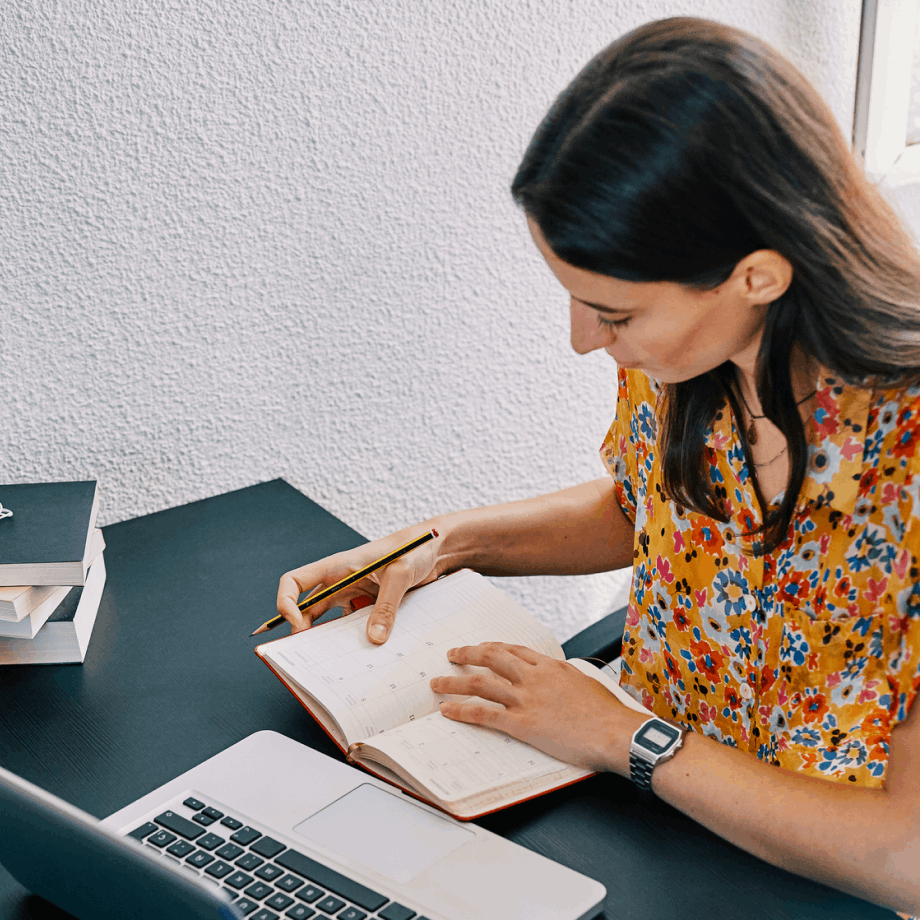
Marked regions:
[253,643,596,821]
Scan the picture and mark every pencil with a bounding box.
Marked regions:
[250,528,439,636]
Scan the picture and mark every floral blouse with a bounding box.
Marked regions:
[602,368,920,788]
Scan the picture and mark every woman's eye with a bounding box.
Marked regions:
[597,314,631,329]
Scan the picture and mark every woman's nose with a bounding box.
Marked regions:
[569,297,612,355]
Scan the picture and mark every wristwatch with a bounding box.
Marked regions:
[629,716,687,793]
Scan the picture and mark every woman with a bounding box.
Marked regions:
[277,18,920,915]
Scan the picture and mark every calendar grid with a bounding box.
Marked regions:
[262,570,563,746]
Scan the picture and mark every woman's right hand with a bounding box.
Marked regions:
[276,523,447,644]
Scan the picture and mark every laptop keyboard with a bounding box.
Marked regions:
[128,795,432,920]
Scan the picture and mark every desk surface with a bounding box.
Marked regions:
[0,480,896,920]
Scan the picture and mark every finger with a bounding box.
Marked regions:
[429,671,517,707]
[446,642,536,682]
[293,582,336,630]
[365,562,416,644]
[276,572,309,631]
[439,698,507,730]
[302,585,376,620]
[278,565,346,624]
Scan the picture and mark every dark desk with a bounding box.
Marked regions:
[0,481,896,920]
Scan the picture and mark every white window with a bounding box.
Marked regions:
[854,0,920,186]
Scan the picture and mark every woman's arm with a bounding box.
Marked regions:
[277,477,634,638]
[653,687,920,914]
[431,644,920,916]
[437,476,635,577]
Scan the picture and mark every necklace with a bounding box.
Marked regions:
[754,445,788,468]
[735,385,817,445]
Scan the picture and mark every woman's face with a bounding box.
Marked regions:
[528,219,771,383]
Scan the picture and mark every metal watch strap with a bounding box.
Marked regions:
[630,716,686,793]
[629,750,656,792]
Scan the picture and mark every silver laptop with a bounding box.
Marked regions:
[0,730,605,920]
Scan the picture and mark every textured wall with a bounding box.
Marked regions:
[1,0,861,639]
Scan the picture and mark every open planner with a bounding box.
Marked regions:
[256,569,646,820]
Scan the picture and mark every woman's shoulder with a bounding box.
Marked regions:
[853,374,920,462]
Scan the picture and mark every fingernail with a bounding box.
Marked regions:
[369,624,387,642]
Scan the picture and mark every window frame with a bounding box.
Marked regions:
[854,0,920,186]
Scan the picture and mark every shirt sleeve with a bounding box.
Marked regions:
[600,367,640,525]
[880,386,920,731]
[891,529,920,731]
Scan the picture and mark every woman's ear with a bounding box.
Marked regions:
[736,249,793,305]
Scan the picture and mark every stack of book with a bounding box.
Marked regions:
[0,482,106,665]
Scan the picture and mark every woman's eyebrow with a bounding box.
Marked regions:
[572,296,634,315]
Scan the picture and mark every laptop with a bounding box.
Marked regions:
[0,730,605,920]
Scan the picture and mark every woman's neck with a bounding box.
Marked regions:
[732,345,817,416]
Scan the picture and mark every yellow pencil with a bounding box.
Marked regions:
[250,528,438,636]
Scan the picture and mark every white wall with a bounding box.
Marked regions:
[0,0,861,639]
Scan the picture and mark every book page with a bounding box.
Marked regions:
[356,705,587,808]
[258,570,563,746]
[355,658,651,817]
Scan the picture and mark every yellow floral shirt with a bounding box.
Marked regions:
[602,368,920,787]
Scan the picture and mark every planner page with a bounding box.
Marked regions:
[353,659,649,817]
[354,704,588,814]
[257,569,563,747]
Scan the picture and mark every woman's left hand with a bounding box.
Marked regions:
[429,642,641,774]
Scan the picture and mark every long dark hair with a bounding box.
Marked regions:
[512,17,920,552]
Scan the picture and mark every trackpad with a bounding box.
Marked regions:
[294,784,474,884]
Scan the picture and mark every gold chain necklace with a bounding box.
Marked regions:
[754,445,788,468]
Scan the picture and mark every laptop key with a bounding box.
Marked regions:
[317,895,346,913]
[294,884,323,903]
[251,910,281,920]
[221,816,244,830]
[183,797,205,811]
[128,822,158,840]
[231,826,263,846]
[276,850,388,913]
[244,881,275,900]
[201,806,224,820]
[193,812,217,826]
[237,852,265,871]
[266,893,294,911]
[148,830,177,848]
[339,909,367,920]
[251,836,286,859]
[276,874,304,893]
[155,810,205,840]
[233,897,260,916]
[197,832,225,850]
[256,863,285,882]
[217,843,245,861]
[187,850,215,868]
[226,870,256,890]
[378,905,416,920]
[285,907,315,920]
[205,860,234,879]
[166,840,196,858]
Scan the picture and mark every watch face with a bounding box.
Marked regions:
[636,720,680,754]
